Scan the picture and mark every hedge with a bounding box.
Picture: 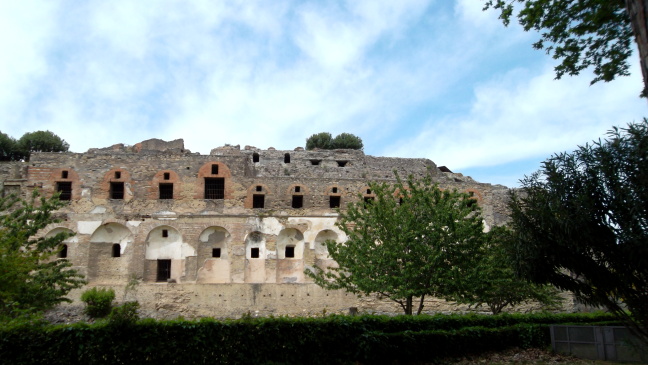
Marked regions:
[0,312,617,364]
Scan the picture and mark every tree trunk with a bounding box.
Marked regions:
[404,296,413,315]
[626,0,648,96]
[416,295,426,315]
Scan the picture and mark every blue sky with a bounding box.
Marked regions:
[1,0,645,187]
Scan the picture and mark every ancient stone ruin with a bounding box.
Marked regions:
[0,138,512,317]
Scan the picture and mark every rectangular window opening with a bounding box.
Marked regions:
[294,186,301,193]
[337,161,348,167]
[250,247,260,258]
[162,229,169,238]
[366,189,371,194]
[292,195,303,209]
[159,183,173,199]
[310,159,321,166]
[285,246,295,258]
[253,194,265,209]
[330,196,341,209]
[163,172,170,180]
[157,259,171,282]
[332,187,338,193]
[204,178,225,199]
[112,244,121,258]
[110,182,124,199]
[212,248,221,258]
[364,197,374,208]
[58,244,68,258]
[284,153,291,163]
[115,171,121,179]
[61,170,68,179]
[57,182,72,201]
[256,185,262,192]
[211,164,219,175]
[253,153,260,163]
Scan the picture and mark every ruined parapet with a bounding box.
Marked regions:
[88,138,189,155]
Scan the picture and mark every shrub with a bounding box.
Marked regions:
[108,301,140,325]
[80,287,115,318]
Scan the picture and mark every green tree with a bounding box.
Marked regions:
[0,191,85,317]
[453,226,562,314]
[16,130,69,161]
[307,173,485,315]
[306,132,333,150]
[331,133,364,150]
[0,132,17,161]
[509,121,648,344]
[484,0,633,85]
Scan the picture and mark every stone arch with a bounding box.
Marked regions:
[49,169,80,201]
[244,231,266,283]
[196,226,231,283]
[195,161,233,200]
[145,226,196,283]
[100,168,134,201]
[313,229,340,272]
[276,228,305,283]
[45,227,76,259]
[88,223,133,283]
[245,183,271,209]
[150,170,181,200]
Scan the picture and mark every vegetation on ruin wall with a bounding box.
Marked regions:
[0,312,618,364]
[0,130,69,161]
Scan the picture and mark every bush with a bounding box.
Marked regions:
[80,288,115,318]
[108,301,140,325]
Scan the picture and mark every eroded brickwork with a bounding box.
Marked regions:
[1,139,516,317]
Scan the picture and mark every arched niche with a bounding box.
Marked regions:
[45,227,76,259]
[244,231,266,283]
[276,228,305,283]
[145,226,196,283]
[88,223,133,283]
[314,230,338,260]
[196,226,231,283]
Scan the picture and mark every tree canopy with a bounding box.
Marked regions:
[0,132,17,161]
[0,191,85,318]
[452,225,562,314]
[0,130,69,161]
[305,132,363,150]
[509,120,648,343]
[484,0,633,86]
[307,173,485,315]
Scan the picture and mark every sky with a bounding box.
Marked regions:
[1,0,646,188]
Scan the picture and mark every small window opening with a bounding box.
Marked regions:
[159,183,173,199]
[330,196,341,209]
[204,178,225,199]
[61,170,68,179]
[157,259,171,282]
[253,194,265,208]
[285,246,295,258]
[250,247,260,258]
[162,229,169,238]
[337,161,347,167]
[115,171,121,179]
[294,186,301,193]
[399,198,404,205]
[212,248,221,258]
[253,153,260,163]
[310,159,321,166]
[110,182,124,199]
[256,185,262,192]
[292,195,303,209]
[57,182,72,201]
[366,189,371,194]
[112,244,121,258]
[284,153,290,163]
[364,197,374,208]
[332,187,338,193]
[211,164,219,175]
[163,172,170,180]
[58,244,68,258]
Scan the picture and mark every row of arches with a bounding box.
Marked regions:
[48,223,341,284]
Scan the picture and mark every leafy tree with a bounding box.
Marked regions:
[509,121,648,344]
[306,132,333,150]
[306,132,364,150]
[16,130,69,161]
[0,191,85,317]
[483,0,633,86]
[307,173,485,315]
[0,132,17,161]
[331,133,364,150]
[453,226,562,314]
